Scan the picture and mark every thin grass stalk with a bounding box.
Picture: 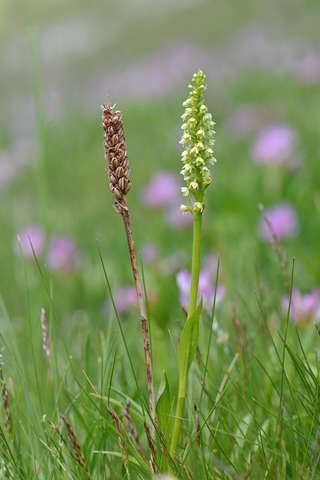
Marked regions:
[200,255,220,406]
[118,199,156,441]
[258,204,289,290]
[61,414,90,479]
[277,260,295,440]
[123,400,148,463]
[144,420,157,474]
[33,393,81,479]
[96,241,142,402]
[29,241,75,376]
[18,235,43,415]
[82,371,153,477]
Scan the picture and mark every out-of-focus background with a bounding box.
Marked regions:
[1,0,320,356]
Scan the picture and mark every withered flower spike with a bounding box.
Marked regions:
[101,104,132,204]
[61,414,90,479]
[100,98,156,447]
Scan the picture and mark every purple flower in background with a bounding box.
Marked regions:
[100,42,207,101]
[140,171,180,208]
[46,236,80,272]
[1,140,35,192]
[203,252,221,278]
[111,286,138,316]
[140,243,159,264]
[15,224,46,260]
[176,268,225,312]
[176,269,193,310]
[0,158,19,191]
[293,51,320,85]
[224,106,266,138]
[282,288,320,325]
[259,203,299,242]
[166,203,194,229]
[250,123,298,166]
[109,285,158,316]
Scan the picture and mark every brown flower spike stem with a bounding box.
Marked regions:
[101,101,156,445]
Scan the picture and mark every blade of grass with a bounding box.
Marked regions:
[96,240,143,413]
[200,255,220,406]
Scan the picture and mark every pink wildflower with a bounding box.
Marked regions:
[15,224,46,260]
[111,286,138,316]
[259,203,299,242]
[46,236,80,272]
[176,268,225,312]
[224,106,266,138]
[140,243,159,264]
[166,203,194,229]
[250,123,299,166]
[140,171,180,208]
[282,288,320,325]
[293,51,320,85]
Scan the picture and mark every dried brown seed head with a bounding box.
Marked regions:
[101,102,132,203]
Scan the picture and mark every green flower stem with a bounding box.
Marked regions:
[170,395,185,460]
[170,209,203,458]
[169,69,215,464]
[188,210,203,316]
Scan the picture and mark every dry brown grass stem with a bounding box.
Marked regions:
[211,353,239,424]
[101,101,156,444]
[118,199,156,438]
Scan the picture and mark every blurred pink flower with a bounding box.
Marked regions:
[1,140,35,191]
[0,158,19,191]
[140,171,180,208]
[15,224,46,260]
[203,252,221,278]
[224,106,266,138]
[259,203,299,242]
[46,236,80,272]
[100,42,207,101]
[109,285,157,316]
[111,286,138,316]
[292,51,320,85]
[176,268,225,312]
[250,123,299,166]
[282,288,320,324]
[166,203,194,229]
[140,243,159,264]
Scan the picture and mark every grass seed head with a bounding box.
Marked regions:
[61,414,90,479]
[41,308,50,359]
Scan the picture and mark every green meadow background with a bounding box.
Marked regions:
[1,2,320,476]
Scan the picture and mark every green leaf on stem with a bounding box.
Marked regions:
[156,369,172,435]
[178,297,203,385]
